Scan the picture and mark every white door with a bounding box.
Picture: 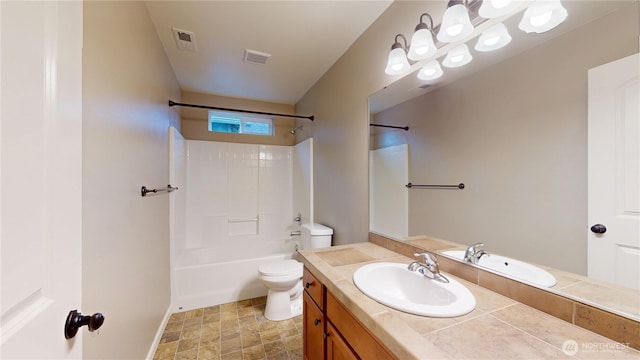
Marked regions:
[1,1,83,358]
[588,53,640,291]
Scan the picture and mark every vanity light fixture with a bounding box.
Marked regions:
[417,60,444,80]
[518,0,568,34]
[442,44,473,68]
[384,34,411,75]
[478,0,523,19]
[437,0,475,43]
[474,23,512,52]
[407,13,437,61]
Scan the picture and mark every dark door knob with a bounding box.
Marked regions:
[65,310,105,339]
[590,224,607,234]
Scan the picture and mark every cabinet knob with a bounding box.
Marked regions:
[305,281,313,289]
[314,318,321,326]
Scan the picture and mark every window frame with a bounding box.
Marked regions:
[208,110,274,136]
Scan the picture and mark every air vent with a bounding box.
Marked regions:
[172,28,197,52]
[244,49,271,65]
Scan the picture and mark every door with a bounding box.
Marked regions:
[1,1,83,357]
[588,53,640,290]
[303,292,325,360]
[326,323,358,360]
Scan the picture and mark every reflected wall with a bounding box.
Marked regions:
[371,4,639,275]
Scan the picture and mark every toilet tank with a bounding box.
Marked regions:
[301,223,333,249]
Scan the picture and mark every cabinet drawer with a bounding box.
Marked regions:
[327,291,397,360]
[303,267,324,310]
[303,291,325,360]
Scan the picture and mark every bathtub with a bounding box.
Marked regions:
[172,242,298,312]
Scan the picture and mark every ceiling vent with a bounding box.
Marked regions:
[172,28,197,52]
[244,49,271,65]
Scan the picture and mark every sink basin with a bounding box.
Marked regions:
[352,262,476,317]
[442,250,557,287]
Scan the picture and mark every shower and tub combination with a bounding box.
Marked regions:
[169,126,314,312]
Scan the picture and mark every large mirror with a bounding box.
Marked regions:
[369,0,639,321]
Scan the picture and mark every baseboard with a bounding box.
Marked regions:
[146,305,173,360]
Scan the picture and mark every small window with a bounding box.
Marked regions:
[208,111,273,136]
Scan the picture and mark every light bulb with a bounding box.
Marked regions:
[437,4,474,43]
[492,0,511,9]
[475,23,512,52]
[519,0,568,34]
[385,46,410,75]
[423,68,436,76]
[442,44,472,68]
[479,0,523,19]
[417,60,443,81]
[408,26,437,61]
[484,36,500,46]
[450,55,464,63]
[447,24,464,37]
[530,10,552,27]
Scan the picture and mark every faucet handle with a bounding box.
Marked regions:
[413,252,438,266]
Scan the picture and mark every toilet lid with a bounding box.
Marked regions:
[259,260,302,276]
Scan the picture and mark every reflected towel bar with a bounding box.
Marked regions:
[370,124,409,131]
[141,184,178,197]
[406,183,465,189]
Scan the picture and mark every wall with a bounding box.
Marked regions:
[181,90,297,146]
[371,5,639,275]
[295,2,439,244]
[82,2,181,359]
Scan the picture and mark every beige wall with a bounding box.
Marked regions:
[181,90,297,146]
[295,2,437,245]
[372,4,639,275]
[82,2,181,359]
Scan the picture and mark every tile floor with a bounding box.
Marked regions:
[153,296,303,360]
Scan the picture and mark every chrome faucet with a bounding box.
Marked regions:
[293,212,302,225]
[463,243,490,264]
[408,252,449,283]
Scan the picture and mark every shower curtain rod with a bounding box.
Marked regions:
[168,100,314,121]
[370,123,409,131]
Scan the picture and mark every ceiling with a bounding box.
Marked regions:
[145,1,392,105]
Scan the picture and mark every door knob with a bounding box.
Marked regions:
[65,310,105,339]
[590,224,607,234]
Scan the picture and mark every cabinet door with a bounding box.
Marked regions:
[303,291,325,360]
[327,322,359,360]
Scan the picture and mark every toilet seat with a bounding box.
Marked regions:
[258,260,302,277]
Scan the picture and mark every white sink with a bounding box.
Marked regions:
[352,262,476,317]
[442,250,557,287]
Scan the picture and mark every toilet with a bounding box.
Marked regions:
[258,223,333,321]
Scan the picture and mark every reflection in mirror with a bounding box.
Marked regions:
[369,1,639,321]
[369,144,409,238]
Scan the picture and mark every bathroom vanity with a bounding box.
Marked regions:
[302,267,396,360]
[298,242,639,360]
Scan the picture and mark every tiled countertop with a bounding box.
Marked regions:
[298,242,640,360]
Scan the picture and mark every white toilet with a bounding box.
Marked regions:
[258,223,333,321]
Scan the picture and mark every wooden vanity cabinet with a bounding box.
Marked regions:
[303,269,325,360]
[302,267,397,360]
